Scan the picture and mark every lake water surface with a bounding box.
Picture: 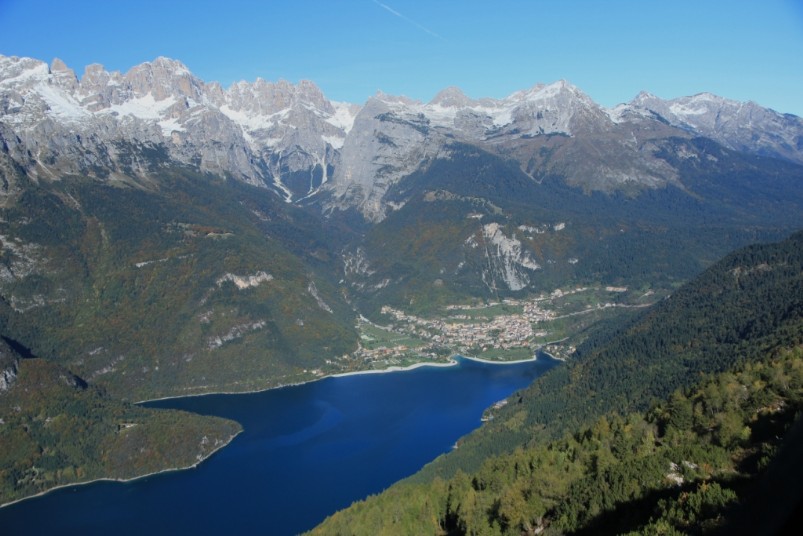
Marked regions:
[0,356,558,535]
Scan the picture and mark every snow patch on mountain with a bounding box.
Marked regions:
[326,101,360,133]
[35,83,89,121]
[613,90,803,164]
[0,56,50,87]
[107,93,179,121]
[2,53,801,218]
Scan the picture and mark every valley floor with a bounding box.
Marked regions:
[339,284,657,372]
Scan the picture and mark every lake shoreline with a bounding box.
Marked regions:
[137,351,554,404]
[3,353,555,509]
[0,430,242,510]
[1,355,558,534]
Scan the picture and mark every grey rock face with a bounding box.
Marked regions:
[324,81,624,219]
[612,91,803,165]
[0,365,16,391]
[0,340,19,392]
[0,54,357,195]
[327,95,444,221]
[1,54,800,220]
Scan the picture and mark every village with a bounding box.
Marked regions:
[347,285,645,369]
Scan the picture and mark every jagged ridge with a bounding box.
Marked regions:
[2,54,801,220]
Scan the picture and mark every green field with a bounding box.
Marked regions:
[445,302,524,319]
[358,322,428,350]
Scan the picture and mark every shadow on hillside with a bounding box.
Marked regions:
[1,335,35,358]
[569,415,803,536]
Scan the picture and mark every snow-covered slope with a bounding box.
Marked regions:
[322,80,615,220]
[0,55,359,196]
[2,54,801,219]
[611,91,803,164]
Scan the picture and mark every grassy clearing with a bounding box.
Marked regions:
[452,303,524,319]
[358,322,427,350]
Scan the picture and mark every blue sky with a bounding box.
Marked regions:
[1,0,801,115]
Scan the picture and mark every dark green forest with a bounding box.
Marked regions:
[311,347,802,535]
[309,231,803,535]
[416,230,803,478]
[0,169,359,400]
[0,341,241,505]
[352,141,798,316]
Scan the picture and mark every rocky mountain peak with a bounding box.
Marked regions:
[80,63,116,85]
[373,90,420,108]
[510,80,587,103]
[619,90,803,164]
[49,58,79,92]
[225,77,332,116]
[0,55,50,89]
[630,90,659,105]
[50,57,73,74]
[502,79,610,136]
[123,57,203,101]
[1,53,801,220]
[430,86,471,108]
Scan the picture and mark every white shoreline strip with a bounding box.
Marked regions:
[139,351,560,403]
[459,354,539,365]
[331,359,458,378]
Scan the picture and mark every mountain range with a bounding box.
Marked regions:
[0,54,802,402]
[2,55,801,220]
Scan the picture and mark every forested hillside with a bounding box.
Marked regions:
[312,348,802,535]
[349,142,798,316]
[0,169,359,400]
[0,339,241,505]
[310,231,803,535]
[419,230,803,477]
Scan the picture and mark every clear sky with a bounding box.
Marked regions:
[1,0,801,115]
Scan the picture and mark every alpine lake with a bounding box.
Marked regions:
[0,355,558,535]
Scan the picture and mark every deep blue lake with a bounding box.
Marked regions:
[0,355,558,535]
